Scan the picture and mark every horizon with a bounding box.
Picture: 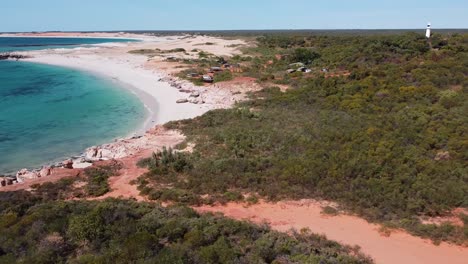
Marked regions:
[1,0,467,32]
[2,28,468,34]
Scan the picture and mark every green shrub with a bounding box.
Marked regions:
[0,199,372,263]
[84,161,122,197]
[322,206,339,216]
[214,71,234,82]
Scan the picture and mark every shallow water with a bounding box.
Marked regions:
[0,38,146,174]
[0,37,135,53]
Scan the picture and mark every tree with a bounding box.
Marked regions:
[291,48,320,64]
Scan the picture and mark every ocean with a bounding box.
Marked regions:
[0,37,147,174]
[0,37,133,53]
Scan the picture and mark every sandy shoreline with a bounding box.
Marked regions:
[23,48,209,131]
[1,33,249,173]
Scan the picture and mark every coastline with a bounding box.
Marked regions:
[23,48,210,127]
[1,33,247,175]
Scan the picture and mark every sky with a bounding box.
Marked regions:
[1,0,467,32]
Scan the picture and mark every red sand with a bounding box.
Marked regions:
[196,200,468,264]
[0,168,81,192]
[92,150,152,201]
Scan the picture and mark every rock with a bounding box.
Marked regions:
[434,151,450,161]
[179,89,192,93]
[190,91,200,98]
[16,169,29,178]
[39,167,51,177]
[62,159,74,169]
[16,169,40,182]
[189,98,205,104]
[176,99,189,104]
[98,149,113,160]
[0,177,14,187]
[85,146,99,159]
[73,162,93,169]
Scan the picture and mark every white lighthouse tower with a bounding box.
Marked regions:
[426,23,431,38]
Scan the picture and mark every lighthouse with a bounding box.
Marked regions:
[426,23,431,38]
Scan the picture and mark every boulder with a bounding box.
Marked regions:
[16,169,40,182]
[97,149,113,160]
[73,162,93,169]
[189,98,205,104]
[86,146,99,159]
[176,99,189,104]
[39,167,51,177]
[62,159,74,169]
[16,168,29,178]
[190,91,200,98]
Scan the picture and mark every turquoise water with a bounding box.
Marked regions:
[0,37,136,53]
[0,38,147,174]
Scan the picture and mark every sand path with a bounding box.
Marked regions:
[196,201,468,264]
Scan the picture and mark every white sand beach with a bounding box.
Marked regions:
[18,34,248,132]
[23,41,200,133]
[12,33,255,161]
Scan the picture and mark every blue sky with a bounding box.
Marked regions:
[1,0,467,32]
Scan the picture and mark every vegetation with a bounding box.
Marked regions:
[321,206,339,216]
[0,192,371,263]
[128,49,159,54]
[128,48,186,55]
[136,32,468,244]
[25,161,123,200]
[84,161,122,197]
[214,71,234,83]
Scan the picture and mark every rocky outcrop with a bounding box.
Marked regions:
[16,169,40,183]
[176,99,189,104]
[40,166,52,177]
[1,177,15,187]
[72,158,93,169]
[12,166,52,184]
[189,97,205,104]
[62,159,74,169]
[0,53,30,61]
[86,146,99,159]
[190,91,200,98]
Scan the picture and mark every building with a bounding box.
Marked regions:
[426,23,431,38]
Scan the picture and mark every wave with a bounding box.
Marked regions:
[8,43,79,47]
